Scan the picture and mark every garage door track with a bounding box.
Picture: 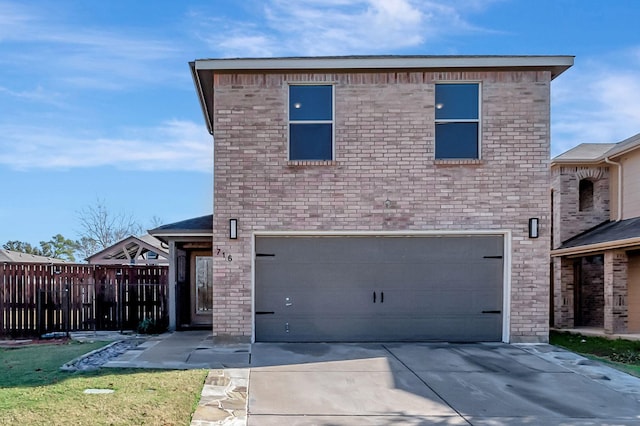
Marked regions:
[247,342,640,425]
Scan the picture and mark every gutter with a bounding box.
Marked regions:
[604,156,623,221]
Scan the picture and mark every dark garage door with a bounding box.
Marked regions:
[255,235,504,342]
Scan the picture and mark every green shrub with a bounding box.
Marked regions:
[136,317,168,334]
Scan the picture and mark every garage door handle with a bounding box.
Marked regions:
[482,310,501,314]
[380,292,384,303]
[256,311,275,315]
[373,291,376,303]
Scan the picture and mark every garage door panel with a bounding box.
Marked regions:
[255,235,504,342]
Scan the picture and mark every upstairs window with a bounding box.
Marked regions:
[579,179,594,211]
[435,83,480,159]
[289,85,334,161]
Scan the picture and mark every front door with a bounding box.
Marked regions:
[190,251,213,327]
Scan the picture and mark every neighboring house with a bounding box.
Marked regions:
[189,55,573,343]
[0,249,69,264]
[551,133,640,334]
[149,215,213,329]
[86,234,169,265]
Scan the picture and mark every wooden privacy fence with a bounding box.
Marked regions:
[0,263,168,338]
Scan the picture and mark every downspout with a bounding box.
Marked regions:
[604,156,622,221]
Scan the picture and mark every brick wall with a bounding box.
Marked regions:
[551,166,610,248]
[604,250,628,333]
[211,70,553,343]
[553,256,575,328]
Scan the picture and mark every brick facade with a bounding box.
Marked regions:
[553,256,575,328]
[604,250,628,333]
[551,166,609,249]
[210,70,553,343]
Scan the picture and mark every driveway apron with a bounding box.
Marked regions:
[247,342,640,425]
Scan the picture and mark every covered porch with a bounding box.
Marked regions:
[552,217,640,335]
[149,215,213,331]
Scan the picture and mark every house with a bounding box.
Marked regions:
[189,55,574,343]
[0,249,69,264]
[86,234,169,265]
[551,133,640,335]
[149,215,213,329]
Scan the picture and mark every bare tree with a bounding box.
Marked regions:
[149,215,165,229]
[77,199,143,258]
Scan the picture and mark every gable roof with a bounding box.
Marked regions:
[0,249,69,264]
[552,133,640,165]
[552,216,640,256]
[86,234,169,265]
[190,55,574,135]
[148,214,213,240]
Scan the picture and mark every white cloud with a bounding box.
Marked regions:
[0,1,181,91]
[0,120,213,173]
[551,49,640,156]
[195,0,491,57]
[0,85,66,106]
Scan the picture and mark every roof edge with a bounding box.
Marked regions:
[551,236,640,257]
[193,55,574,79]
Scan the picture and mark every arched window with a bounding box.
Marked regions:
[579,179,594,211]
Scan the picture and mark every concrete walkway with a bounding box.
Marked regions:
[95,332,640,426]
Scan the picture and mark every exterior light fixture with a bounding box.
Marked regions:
[229,219,238,239]
[528,218,539,238]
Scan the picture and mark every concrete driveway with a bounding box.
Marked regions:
[247,342,640,425]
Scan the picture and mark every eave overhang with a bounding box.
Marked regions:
[190,55,574,137]
[551,237,640,257]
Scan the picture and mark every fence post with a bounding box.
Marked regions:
[64,283,70,338]
[37,289,44,336]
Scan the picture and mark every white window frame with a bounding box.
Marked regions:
[287,83,335,161]
[434,81,482,160]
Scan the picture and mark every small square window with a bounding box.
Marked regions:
[289,85,333,161]
[435,83,480,159]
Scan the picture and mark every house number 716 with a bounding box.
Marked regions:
[216,248,233,262]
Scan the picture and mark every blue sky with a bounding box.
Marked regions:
[1,0,640,246]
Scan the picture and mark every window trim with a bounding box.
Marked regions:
[287,83,335,162]
[434,81,482,160]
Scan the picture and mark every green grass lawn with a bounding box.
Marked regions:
[550,330,640,377]
[0,340,208,425]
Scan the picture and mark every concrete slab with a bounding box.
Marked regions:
[385,342,567,373]
[419,371,640,418]
[247,415,468,425]
[518,343,640,399]
[247,342,640,425]
[250,342,406,371]
[249,370,457,416]
[101,331,250,369]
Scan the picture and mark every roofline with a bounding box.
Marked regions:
[193,55,574,79]
[552,133,640,165]
[192,55,574,138]
[190,61,213,135]
[551,236,640,257]
[551,158,607,167]
[86,235,168,261]
[148,231,213,238]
